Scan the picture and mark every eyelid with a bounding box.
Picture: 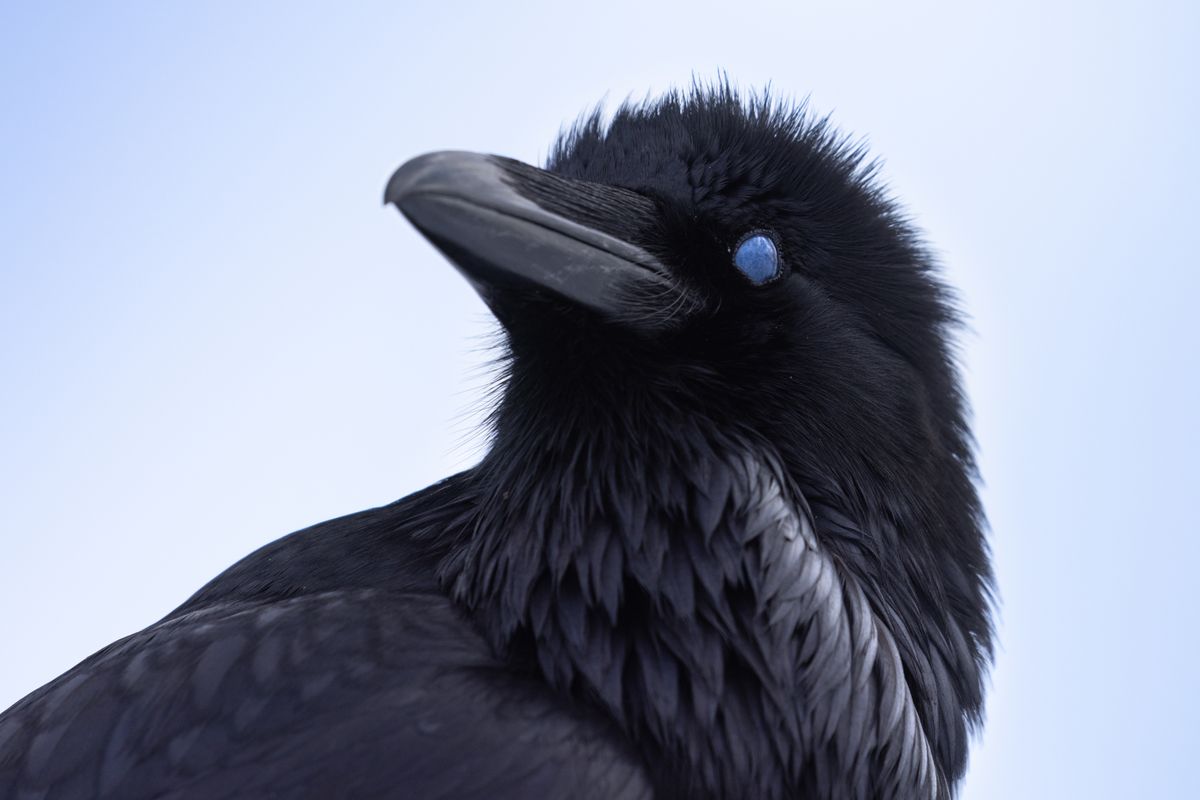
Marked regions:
[733,230,782,285]
[733,228,783,254]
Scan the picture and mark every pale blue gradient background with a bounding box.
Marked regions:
[2,2,1197,797]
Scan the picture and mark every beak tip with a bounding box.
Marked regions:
[383,168,408,209]
[385,150,494,213]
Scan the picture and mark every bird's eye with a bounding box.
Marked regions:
[732,232,781,285]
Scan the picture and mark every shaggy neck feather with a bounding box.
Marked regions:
[440,394,952,799]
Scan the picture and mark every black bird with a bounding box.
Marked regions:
[0,86,993,800]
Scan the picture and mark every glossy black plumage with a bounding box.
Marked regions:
[0,86,993,799]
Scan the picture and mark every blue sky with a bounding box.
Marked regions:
[2,2,1197,796]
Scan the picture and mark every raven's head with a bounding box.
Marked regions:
[387,86,992,798]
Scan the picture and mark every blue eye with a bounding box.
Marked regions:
[733,233,781,285]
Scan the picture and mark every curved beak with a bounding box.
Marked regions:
[385,151,686,330]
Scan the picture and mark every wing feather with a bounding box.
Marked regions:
[0,590,651,800]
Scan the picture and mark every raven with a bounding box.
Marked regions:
[0,87,993,800]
